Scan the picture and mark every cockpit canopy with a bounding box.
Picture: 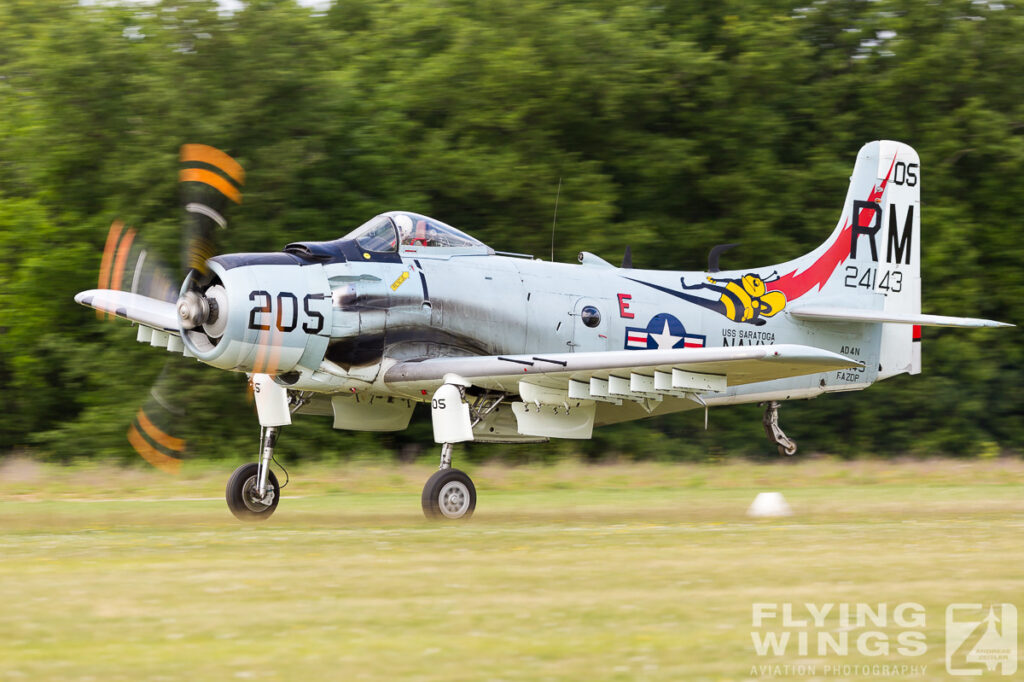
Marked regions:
[342,212,488,252]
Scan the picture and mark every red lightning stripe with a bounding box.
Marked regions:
[769,155,897,301]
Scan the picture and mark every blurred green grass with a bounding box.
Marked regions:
[1,458,1022,680]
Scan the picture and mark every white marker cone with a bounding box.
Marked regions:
[747,492,792,518]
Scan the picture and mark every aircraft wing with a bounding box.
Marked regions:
[384,344,860,396]
[74,289,180,333]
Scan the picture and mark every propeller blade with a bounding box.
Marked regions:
[126,364,187,474]
[179,144,245,278]
[251,326,288,376]
[126,361,254,474]
[96,220,180,304]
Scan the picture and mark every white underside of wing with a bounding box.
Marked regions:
[384,344,860,395]
[74,289,180,334]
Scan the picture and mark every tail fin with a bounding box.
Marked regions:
[767,140,922,378]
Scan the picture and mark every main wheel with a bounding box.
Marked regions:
[226,462,280,522]
[421,468,476,520]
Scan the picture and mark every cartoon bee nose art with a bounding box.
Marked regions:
[628,270,787,326]
[712,273,786,323]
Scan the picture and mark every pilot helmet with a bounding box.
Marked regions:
[393,213,414,235]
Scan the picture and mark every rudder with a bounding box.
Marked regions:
[766,141,922,379]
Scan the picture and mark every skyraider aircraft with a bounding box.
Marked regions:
[75,140,1010,521]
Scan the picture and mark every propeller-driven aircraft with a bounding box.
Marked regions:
[75,140,1011,521]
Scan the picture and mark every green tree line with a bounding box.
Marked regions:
[0,0,1021,464]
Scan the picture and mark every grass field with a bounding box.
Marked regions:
[1,457,1022,681]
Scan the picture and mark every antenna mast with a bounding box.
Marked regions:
[550,177,561,262]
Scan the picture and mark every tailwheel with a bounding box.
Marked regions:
[422,468,476,520]
[226,462,280,521]
[761,400,797,456]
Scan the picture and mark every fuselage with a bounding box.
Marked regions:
[71,141,1011,518]
[184,236,880,428]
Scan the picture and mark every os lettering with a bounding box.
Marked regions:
[891,162,918,187]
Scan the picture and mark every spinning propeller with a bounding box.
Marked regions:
[95,145,247,472]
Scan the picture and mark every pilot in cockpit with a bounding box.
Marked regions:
[411,219,433,246]
[346,211,485,252]
[396,213,440,247]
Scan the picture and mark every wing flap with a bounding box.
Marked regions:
[788,306,1012,328]
[75,289,180,333]
[385,344,860,394]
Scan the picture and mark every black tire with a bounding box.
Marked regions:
[226,462,280,522]
[421,468,476,520]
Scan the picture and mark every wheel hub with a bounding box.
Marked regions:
[438,481,470,519]
[242,475,275,512]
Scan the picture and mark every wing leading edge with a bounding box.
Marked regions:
[384,344,860,395]
[75,289,180,333]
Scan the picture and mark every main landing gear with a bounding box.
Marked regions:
[421,443,477,520]
[225,376,488,522]
[226,425,282,521]
[224,419,480,523]
[419,380,501,521]
[762,401,797,456]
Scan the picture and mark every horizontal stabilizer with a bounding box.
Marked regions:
[75,289,180,333]
[788,306,1012,328]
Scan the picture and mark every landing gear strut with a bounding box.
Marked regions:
[762,401,797,456]
[226,425,282,521]
[421,380,496,521]
[421,443,476,520]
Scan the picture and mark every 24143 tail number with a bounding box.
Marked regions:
[844,265,903,293]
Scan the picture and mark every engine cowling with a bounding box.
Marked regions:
[179,256,333,375]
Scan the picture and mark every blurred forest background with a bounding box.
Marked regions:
[0,0,1021,465]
